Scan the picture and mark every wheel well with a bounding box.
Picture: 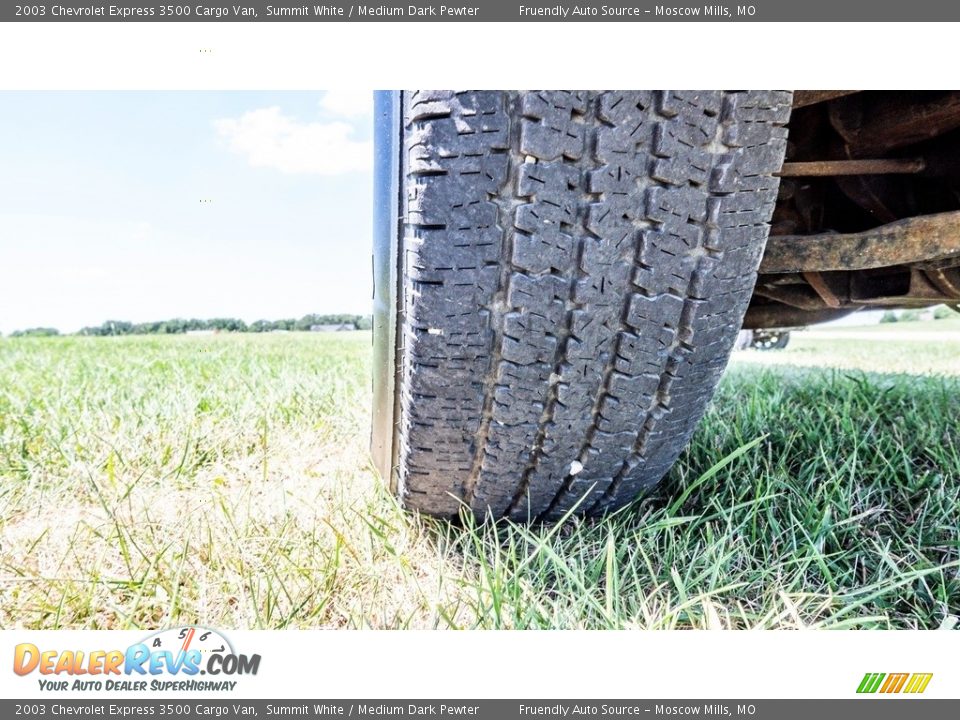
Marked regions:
[752,91,960,328]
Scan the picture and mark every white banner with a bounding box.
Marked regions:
[2,629,955,699]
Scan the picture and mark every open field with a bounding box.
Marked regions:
[1,328,958,629]
[799,317,960,346]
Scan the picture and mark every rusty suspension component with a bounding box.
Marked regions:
[778,158,925,177]
[760,210,960,274]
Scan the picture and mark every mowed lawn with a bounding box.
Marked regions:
[1,327,958,630]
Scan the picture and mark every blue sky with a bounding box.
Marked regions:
[0,91,373,334]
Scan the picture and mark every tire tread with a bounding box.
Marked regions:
[396,90,791,520]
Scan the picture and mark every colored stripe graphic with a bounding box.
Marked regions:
[857,672,932,694]
[882,673,909,693]
[904,673,934,694]
[857,673,885,693]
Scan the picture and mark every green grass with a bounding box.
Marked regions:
[1,330,958,629]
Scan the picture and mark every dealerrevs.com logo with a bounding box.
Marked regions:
[13,627,260,693]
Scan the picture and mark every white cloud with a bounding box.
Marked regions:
[214,106,371,175]
[319,90,373,118]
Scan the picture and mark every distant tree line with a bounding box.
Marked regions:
[78,314,372,336]
[10,327,61,338]
[880,305,959,323]
[6,314,372,338]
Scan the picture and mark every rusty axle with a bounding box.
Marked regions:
[761,210,960,274]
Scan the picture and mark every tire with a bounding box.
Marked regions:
[751,330,791,350]
[374,90,791,522]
